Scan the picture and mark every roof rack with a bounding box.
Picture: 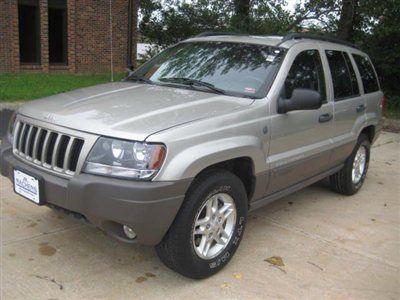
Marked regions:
[195,31,248,38]
[279,33,358,49]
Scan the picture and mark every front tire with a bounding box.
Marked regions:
[156,170,248,279]
[330,134,371,195]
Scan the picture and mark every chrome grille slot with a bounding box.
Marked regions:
[13,121,85,176]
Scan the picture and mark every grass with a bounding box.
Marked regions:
[0,73,125,102]
[384,108,400,120]
[1,73,399,121]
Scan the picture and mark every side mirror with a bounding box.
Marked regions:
[278,88,322,114]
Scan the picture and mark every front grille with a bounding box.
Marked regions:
[13,121,85,176]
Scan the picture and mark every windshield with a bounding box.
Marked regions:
[129,41,285,98]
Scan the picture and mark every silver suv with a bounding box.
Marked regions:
[1,33,383,278]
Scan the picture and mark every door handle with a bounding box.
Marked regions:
[356,104,366,113]
[319,113,332,123]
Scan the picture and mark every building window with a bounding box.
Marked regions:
[48,0,67,64]
[18,0,41,64]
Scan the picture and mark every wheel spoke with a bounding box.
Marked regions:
[203,237,213,256]
[212,196,219,213]
[205,200,213,219]
[219,203,231,215]
[195,217,208,227]
[198,235,207,253]
[194,226,206,235]
[214,234,225,245]
[220,229,229,239]
[223,208,233,220]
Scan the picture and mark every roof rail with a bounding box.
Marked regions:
[195,31,248,38]
[280,33,358,49]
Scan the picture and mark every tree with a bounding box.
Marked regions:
[231,0,251,31]
[337,0,358,40]
[137,0,399,113]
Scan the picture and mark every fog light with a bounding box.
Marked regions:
[123,225,137,239]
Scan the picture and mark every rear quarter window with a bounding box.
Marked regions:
[352,54,380,93]
[325,50,360,101]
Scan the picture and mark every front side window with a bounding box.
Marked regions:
[352,54,380,93]
[325,50,359,100]
[130,42,285,98]
[283,49,327,102]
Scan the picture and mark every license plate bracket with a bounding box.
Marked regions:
[13,169,45,205]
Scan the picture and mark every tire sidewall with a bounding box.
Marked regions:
[181,173,247,277]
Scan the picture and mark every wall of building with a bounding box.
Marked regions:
[73,0,136,73]
[0,0,137,73]
[0,1,20,73]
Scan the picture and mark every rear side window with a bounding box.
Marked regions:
[352,54,380,93]
[283,49,327,103]
[325,50,359,100]
[343,53,359,95]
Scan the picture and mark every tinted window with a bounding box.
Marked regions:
[343,53,359,95]
[283,49,326,102]
[352,54,379,93]
[131,42,285,98]
[326,50,359,100]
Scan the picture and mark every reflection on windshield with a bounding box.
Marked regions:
[131,42,285,98]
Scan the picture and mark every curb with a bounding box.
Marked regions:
[0,102,24,111]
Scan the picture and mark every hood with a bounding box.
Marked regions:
[18,82,254,141]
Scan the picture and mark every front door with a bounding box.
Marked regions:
[266,46,334,195]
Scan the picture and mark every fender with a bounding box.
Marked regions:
[155,135,266,181]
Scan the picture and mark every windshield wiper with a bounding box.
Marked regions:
[158,77,227,95]
[126,74,153,84]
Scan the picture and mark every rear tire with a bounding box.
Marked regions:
[330,134,370,195]
[156,170,248,279]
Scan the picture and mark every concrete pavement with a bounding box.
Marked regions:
[1,131,399,300]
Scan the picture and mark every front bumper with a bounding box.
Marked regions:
[0,141,191,245]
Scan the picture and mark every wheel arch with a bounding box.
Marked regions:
[190,156,257,202]
[360,125,376,143]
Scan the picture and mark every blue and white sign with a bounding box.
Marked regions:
[14,170,40,204]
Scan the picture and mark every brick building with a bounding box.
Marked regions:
[0,0,138,73]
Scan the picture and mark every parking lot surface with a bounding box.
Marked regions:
[1,131,399,300]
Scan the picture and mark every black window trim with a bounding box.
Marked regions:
[342,51,360,98]
[325,49,361,102]
[280,48,328,104]
[351,53,381,94]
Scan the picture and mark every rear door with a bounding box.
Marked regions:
[322,48,365,166]
[351,53,383,134]
[266,44,334,195]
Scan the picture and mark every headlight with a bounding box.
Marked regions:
[83,137,166,180]
[7,112,17,143]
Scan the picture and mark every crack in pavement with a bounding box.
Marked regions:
[32,274,64,290]
[1,223,86,247]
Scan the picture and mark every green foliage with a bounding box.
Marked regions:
[352,0,400,112]
[138,0,399,114]
[0,73,124,102]
[139,0,231,47]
